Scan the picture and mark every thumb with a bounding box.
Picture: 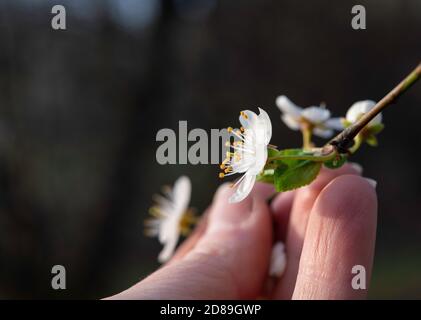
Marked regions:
[108,184,272,299]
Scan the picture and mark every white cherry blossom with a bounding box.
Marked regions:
[346,100,382,127]
[276,95,343,138]
[219,108,272,203]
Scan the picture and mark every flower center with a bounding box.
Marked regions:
[218,125,254,179]
[178,209,198,236]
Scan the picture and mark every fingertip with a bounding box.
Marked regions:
[293,174,378,300]
[311,174,378,253]
[210,185,254,229]
[270,164,367,299]
[316,174,377,224]
[213,182,234,201]
[309,163,363,193]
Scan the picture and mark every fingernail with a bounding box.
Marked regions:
[349,162,363,174]
[208,184,254,230]
[364,178,377,189]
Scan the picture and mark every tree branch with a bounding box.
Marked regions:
[329,62,421,153]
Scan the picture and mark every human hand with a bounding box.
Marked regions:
[107,163,377,300]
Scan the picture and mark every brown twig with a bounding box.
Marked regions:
[329,62,421,153]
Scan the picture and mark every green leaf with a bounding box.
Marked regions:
[324,153,348,169]
[271,149,322,192]
[257,169,276,184]
[267,148,280,158]
[270,148,307,165]
[274,160,321,192]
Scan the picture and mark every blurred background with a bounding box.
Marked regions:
[0,0,420,299]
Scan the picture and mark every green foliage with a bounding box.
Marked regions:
[260,149,322,192]
[257,169,275,184]
[274,160,321,192]
[267,148,280,158]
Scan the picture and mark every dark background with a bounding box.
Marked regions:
[0,0,420,299]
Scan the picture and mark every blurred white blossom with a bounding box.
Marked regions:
[346,100,382,127]
[145,176,196,263]
[269,241,287,277]
[276,95,343,138]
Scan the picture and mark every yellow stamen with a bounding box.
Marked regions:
[219,173,225,178]
[227,127,233,133]
[178,209,199,237]
[240,111,249,119]
[226,151,234,158]
[148,206,162,218]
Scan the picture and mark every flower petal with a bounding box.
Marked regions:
[172,176,191,213]
[229,173,256,203]
[239,110,259,130]
[158,230,179,263]
[257,107,272,145]
[346,100,382,126]
[301,106,330,124]
[325,117,344,130]
[159,214,175,243]
[281,114,300,130]
[313,127,334,138]
[276,95,302,117]
[250,144,267,175]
